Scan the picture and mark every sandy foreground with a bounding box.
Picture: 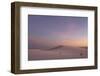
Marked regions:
[28,46,88,60]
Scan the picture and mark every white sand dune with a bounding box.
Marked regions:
[28,46,88,60]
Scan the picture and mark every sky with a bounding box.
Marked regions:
[28,15,88,49]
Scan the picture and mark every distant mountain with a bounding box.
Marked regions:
[80,47,88,49]
[44,45,87,51]
[47,45,64,50]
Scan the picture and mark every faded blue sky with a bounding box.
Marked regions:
[28,15,88,49]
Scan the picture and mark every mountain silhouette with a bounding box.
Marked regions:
[80,47,88,49]
[46,45,86,51]
[47,45,64,50]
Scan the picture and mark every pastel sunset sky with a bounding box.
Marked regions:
[28,15,88,49]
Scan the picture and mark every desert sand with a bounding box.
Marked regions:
[28,46,88,60]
